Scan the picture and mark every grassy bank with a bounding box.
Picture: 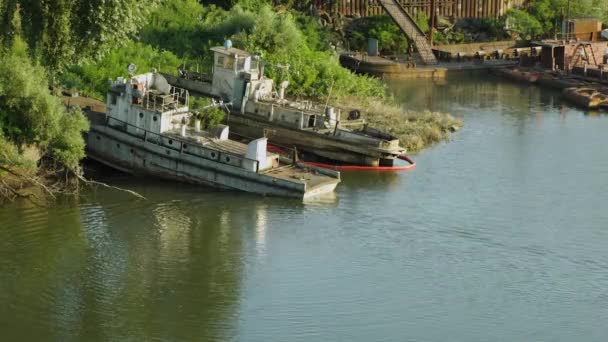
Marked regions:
[336,97,462,153]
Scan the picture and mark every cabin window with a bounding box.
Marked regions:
[216,56,225,68]
[153,116,158,122]
[225,156,231,163]
[225,56,234,69]
[139,112,144,119]
[110,94,117,105]
[237,58,246,71]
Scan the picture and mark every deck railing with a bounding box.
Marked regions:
[141,86,190,113]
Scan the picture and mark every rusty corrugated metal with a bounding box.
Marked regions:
[314,0,527,19]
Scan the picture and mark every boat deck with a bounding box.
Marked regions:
[167,129,248,154]
[262,165,339,188]
[166,129,337,189]
[166,129,284,161]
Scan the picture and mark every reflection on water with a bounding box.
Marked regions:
[2,74,608,341]
[0,190,288,340]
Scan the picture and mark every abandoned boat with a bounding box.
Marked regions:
[161,43,405,167]
[83,71,340,199]
[562,87,608,109]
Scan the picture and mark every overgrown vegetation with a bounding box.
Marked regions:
[0,1,159,71]
[507,0,608,39]
[62,42,182,99]
[347,16,410,55]
[337,97,462,153]
[191,97,227,128]
[0,3,129,202]
[0,37,88,170]
[0,37,89,202]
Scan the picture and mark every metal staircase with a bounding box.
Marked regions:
[377,0,438,65]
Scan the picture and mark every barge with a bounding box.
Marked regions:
[84,71,340,199]
[161,43,405,167]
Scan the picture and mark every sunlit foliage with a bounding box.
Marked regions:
[0,37,88,170]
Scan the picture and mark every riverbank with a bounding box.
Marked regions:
[0,159,78,205]
[336,96,462,152]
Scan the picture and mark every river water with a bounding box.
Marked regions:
[2,74,608,341]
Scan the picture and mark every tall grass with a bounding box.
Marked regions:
[336,97,462,153]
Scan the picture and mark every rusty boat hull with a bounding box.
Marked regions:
[226,112,403,167]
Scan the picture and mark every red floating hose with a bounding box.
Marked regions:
[267,145,416,172]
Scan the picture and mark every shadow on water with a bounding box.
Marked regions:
[339,170,403,191]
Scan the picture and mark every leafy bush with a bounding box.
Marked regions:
[414,13,430,34]
[0,134,37,174]
[0,39,88,170]
[506,9,543,39]
[61,41,182,99]
[191,97,226,128]
[347,16,409,55]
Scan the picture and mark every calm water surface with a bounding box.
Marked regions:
[2,74,608,341]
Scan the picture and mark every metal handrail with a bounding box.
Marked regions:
[141,86,190,112]
[104,116,261,172]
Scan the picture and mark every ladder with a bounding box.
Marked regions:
[377,0,438,65]
[569,43,598,70]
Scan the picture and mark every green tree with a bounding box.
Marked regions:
[523,0,608,37]
[0,36,88,170]
[506,9,543,39]
[0,0,160,70]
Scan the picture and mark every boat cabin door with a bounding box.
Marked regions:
[232,78,251,113]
